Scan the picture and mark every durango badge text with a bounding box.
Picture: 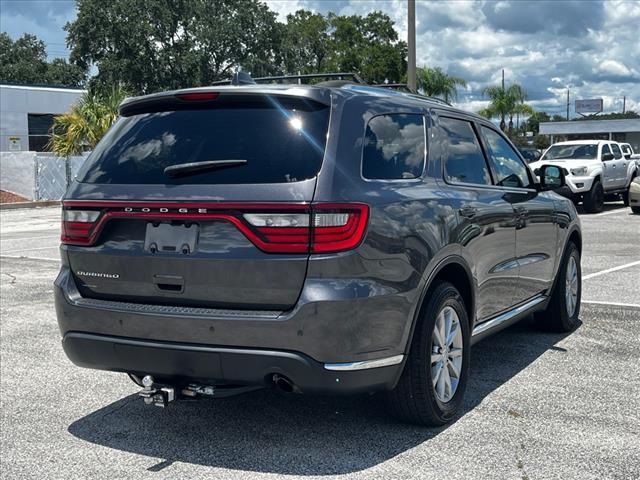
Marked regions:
[75,271,120,279]
[54,73,583,424]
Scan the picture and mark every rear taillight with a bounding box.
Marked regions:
[61,209,101,245]
[312,204,369,253]
[61,201,369,254]
[242,203,369,254]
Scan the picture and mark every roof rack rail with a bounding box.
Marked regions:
[372,83,413,92]
[373,83,453,106]
[212,72,365,86]
[253,73,365,84]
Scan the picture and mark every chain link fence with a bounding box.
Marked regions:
[1,152,89,201]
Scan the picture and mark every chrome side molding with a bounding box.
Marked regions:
[472,295,546,337]
[324,354,404,371]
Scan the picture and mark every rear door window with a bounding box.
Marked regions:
[78,96,330,184]
[362,114,425,180]
[611,143,623,159]
[440,116,492,185]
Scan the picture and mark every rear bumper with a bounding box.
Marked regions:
[55,264,416,394]
[62,332,402,394]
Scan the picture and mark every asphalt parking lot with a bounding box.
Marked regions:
[1,204,639,479]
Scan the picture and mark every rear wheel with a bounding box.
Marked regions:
[583,180,604,213]
[536,242,581,332]
[632,207,640,214]
[386,282,470,426]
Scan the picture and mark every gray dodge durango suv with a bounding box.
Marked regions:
[55,75,582,425]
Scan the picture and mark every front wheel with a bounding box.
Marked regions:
[583,180,604,213]
[385,282,470,426]
[536,242,581,332]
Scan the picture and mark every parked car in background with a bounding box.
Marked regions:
[629,177,640,214]
[620,142,640,169]
[55,75,583,426]
[529,140,637,213]
[619,142,638,159]
[518,146,541,163]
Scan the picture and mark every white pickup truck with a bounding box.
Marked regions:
[529,140,638,213]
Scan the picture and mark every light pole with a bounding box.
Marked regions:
[407,0,416,92]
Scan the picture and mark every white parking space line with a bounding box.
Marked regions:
[0,234,59,242]
[590,208,629,217]
[582,260,640,280]
[6,245,60,254]
[1,255,59,262]
[583,300,640,308]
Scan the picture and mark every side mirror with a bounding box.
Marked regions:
[602,152,615,161]
[539,164,566,191]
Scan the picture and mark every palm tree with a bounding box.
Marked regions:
[49,86,128,156]
[478,83,533,133]
[416,66,467,103]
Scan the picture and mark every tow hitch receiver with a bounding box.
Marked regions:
[138,375,175,408]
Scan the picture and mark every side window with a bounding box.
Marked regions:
[440,117,492,185]
[480,126,532,189]
[601,144,612,158]
[611,143,623,159]
[362,114,425,180]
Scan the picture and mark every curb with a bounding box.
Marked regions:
[0,200,61,210]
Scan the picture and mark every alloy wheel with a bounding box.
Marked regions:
[430,306,463,403]
[565,255,579,317]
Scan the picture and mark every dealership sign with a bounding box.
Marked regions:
[575,99,603,114]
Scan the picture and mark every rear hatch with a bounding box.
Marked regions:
[62,91,333,310]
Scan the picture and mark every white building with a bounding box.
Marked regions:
[540,118,640,152]
[0,84,86,152]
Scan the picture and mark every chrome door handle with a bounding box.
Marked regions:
[458,206,477,219]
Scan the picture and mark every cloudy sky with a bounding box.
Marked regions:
[1,0,639,116]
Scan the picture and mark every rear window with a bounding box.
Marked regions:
[78,96,330,184]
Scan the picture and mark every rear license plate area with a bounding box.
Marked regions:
[144,222,199,255]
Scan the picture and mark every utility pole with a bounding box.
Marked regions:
[407,0,416,93]
[623,96,626,113]
[566,88,570,121]
[500,69,506,131]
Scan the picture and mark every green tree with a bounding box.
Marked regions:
[479,83,533,134]
[48,86,128,156]
[66,0,282,94]
[325,11,407,84]
[416,66,467,102]
[282,10,330,75]
[0,32,85,86]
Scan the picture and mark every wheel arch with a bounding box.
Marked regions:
[404,256,475,354]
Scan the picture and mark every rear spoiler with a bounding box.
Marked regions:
[119,86,332,117]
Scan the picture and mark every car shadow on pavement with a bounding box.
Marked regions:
[68,316,577,475]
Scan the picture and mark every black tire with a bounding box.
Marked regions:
[385,282,470,426]
[632,206,640,214]
[536,242,581,332]
[583,180,604,213]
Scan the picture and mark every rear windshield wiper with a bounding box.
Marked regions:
[164,159,248,178]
